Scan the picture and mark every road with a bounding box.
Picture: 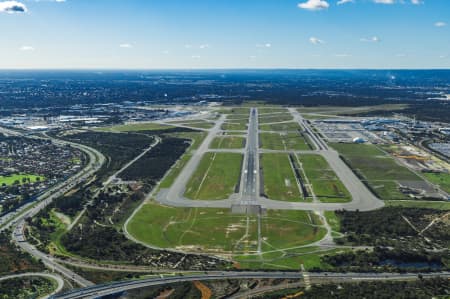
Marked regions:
[0,272,64,299]
[53,271,450,299]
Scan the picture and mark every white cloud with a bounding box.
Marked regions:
[256,43,271,48]
[309,37,325,45]
[199,44,210,49]
[298,0,329,11]
[373,0,395,4]
[337,0,354,5]
[410,0,423,4]
[184,44,193,49]
[435,22,446,27]
[191,55,201,59]
[0,1,27,13]
[360,36,380,42]
[19,46,34,51]
[119,43,133,48]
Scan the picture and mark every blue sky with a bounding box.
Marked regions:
[0,0,449,69]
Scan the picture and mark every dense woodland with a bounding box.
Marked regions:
[120,137,190,192]
[62,131,155,182]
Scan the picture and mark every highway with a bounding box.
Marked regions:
[0,127,105,287]
[52,271,450,299]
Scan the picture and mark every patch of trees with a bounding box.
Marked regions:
[0,232,44,275]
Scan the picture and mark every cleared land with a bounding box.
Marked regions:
[331,143,424,200]
[127,202,326,256]
[298,155,351,203]
[260,153,302,202]
[259,122,303,132]
[259,132,311,151]
[209,136,245,149]
[0,174,45,186]
[184,153,243,200]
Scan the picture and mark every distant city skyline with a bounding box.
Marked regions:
[0,0,449,69]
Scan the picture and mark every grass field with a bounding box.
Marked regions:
[259,122,302,132]
[331,143,424,200]
[209,136,245,149]
[96,123,174,132]
[167,120,215,129]
[0,174,45,186]
[221,122,248,131]
[234,247,348,270]
[184,153,243,200]
[298,155,351,203]
[261,154,302,202]
[423,172,450,193]
[258,107,288,114]
[259,132,310,151]
[258,114,294,124]
[127,202,326,257]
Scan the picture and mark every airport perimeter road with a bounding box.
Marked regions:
[0,272,64,299]
[53,271,450,299]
